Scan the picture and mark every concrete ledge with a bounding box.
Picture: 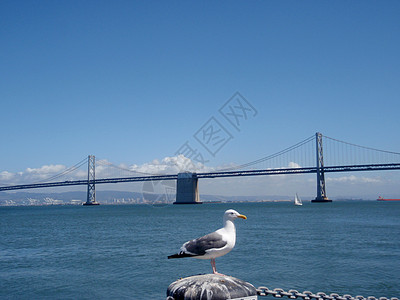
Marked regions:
[167,274,257,300]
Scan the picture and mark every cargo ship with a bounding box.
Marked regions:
[377,196,400,201]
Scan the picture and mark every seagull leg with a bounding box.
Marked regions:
[210,259,224,276]
[211,258,217,273]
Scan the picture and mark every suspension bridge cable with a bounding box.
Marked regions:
[30,157,88,184]
[0,157,89,187]
[96,135,316,176]
[323,135,400,155]
[217,135,315,171]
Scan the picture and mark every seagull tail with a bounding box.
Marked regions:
[168,252,195,259]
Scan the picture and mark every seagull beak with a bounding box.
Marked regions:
[237,214,247,220]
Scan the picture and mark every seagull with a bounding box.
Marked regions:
[168,209,247,275]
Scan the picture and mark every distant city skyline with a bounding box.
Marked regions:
[1,1,399,198]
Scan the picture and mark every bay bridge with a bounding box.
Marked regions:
[1,132,399,204]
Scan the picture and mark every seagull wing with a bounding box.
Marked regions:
[182,231,227,256]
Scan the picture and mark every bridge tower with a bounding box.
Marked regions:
[83,155,99,205]
[312,132,332,203]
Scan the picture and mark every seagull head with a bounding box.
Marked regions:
[224,209,247,222]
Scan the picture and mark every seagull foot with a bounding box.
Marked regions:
[212,271,226,276]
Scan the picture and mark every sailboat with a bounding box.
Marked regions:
[294,193,302,206]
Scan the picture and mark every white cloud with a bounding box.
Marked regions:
[124,154,215,175]
[1,164,69,185]
[74,170,87,179]
[26,164,66,175]
[288,161,302,168]
[0,171,15,181]
[327,175,381,184]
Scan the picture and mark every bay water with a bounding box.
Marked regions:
[1,201,399,299]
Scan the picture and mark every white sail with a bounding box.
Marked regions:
[294,193,302,206]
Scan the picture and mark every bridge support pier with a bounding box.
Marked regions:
[174,172,202,204]
[83,155,100,206]
[312,133,332,203]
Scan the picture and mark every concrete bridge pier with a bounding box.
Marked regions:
[174,172,202,204]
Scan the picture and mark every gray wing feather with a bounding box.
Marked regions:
[183,232,227,255]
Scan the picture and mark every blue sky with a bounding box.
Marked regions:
[1,1,400,198]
